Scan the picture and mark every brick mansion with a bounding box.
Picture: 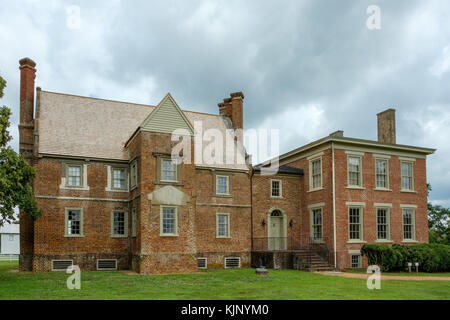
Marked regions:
[18,58,436,273]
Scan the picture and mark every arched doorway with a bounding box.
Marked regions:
[267,208,287,250]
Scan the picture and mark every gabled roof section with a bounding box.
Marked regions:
[140,93,194,135]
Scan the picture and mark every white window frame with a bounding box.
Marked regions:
[308,203,325,243]
[374,155,390,191]
[346,202,365,243]
[374,203,392,242]
[350,253,362,269]
[401,205,417,241]
[64,208,84,237]
[224,257,241,269]
[51,260,74,272]
[270,179,282,198]
[161,158,178,182]
[131,208,137,237]
[111,210,128,238]
[60,163,89,191]
[400,160,415,192]
[197,258,208,269]
[216,175,230,195]
[216,213,231,238]
[160,206,178,237]
[347,152,363,188]
[96,259,118,271]
[111,167,128,190]
[308,154,323,191]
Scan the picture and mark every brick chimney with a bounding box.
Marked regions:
[377,108,396,144]
[19,57,36,161]
[218,92,244,130]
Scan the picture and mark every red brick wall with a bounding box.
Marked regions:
[251,173,302,248]
[30,158,129,271]
[333,149,429,269]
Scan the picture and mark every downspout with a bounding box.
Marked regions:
[250,167,254,251]
[332,142,337,269]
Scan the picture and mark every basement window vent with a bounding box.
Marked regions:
[52,260,73,271]
[97,259,117,271]
[197,258,207,269]
[224,257,241,269]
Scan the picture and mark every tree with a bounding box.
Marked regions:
[427,184,450,245]
[0,74,41,227]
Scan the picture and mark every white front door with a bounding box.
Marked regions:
[268,212,286,250]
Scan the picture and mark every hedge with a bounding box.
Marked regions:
[360,243,450,272]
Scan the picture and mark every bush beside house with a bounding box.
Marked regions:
[361,244,450,272]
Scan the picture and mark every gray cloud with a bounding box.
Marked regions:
[0,0,449,205]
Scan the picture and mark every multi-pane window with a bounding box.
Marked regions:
[351,255,362,268]
[131,208,137,237]
[348,157,362,187]
[311,159,322,189]
[349,207,362,240]
[162,207,177,235]
[376,208,389,240]
[216,175,229,195]
[162,159,177,182]
[402,209,415,240]
[112,168,126,189]
[112,211,126,236]
[375,159,388,189]
[67,209,81,235]
[312,208,323,241]
[130,161,137,188]
[217,214,230,238]
[401,162,414,191]
[271,180,281,197]
[67,165,82,187]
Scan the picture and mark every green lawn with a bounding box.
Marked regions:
[1,262,449,300]
[346,269,450,277]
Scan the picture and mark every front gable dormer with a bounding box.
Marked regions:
[140,93,194,136]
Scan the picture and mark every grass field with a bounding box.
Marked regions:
[1,262,449,300]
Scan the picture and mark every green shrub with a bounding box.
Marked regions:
[361,243,450,272]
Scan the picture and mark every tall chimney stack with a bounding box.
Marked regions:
[18,57,36,161]
[218,92,244,131]
[377,108,396,144]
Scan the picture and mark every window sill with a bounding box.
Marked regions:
[374,188,392,192]
[270,196,283,199]
[346,186,365,190]
[307,187,324,193]
[375,239,393,243]
[216,236,231,239]
[160,234,179,237]
[60,186,90,191]
[64,235,85,238]
[214,194,232,198]
[110,235,128,238]
[400,190,417,193]
[347,240,367,244]
[402,240,418,243]
[105,188,129,193]
[155,181,184,186]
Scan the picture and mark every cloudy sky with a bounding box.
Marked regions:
[0,0,449,206]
